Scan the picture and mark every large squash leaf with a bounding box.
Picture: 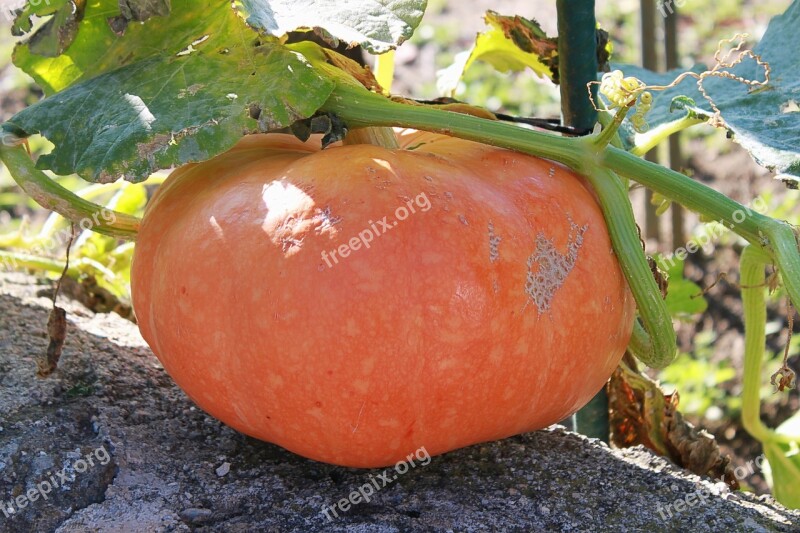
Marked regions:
[6,1,335,182]
[610,0,800,185]
[238,0,427,54]
[12,0,224,95]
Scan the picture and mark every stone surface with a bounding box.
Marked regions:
[0,272,798,532]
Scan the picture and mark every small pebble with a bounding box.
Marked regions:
[179,508,212,524]
[216,462,231,477]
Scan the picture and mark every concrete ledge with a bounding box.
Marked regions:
[0,273,798,532]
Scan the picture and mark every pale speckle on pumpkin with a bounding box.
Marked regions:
[525,218,588,313]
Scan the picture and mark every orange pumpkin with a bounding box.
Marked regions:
[131,130,634,467]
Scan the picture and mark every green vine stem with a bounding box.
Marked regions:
[601,146,800,306]
[630,115,704,157]
[576,165,677,368]
[322,82,588,168]
[592,102,634,150]
[741,245,798,446]
[38,176,163,239]
[0,144,141,240]
[0,249,117,281]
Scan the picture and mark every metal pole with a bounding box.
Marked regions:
[556,0,608,441]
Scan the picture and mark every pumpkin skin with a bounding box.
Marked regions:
[131,130,634,467]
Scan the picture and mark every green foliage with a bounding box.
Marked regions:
[239,0,427,54]
[608,1,800,184]
[764,411,800,508]
[0,176,159,299]
[407,18,560,117]
[597,64,707,149]
[8,0,338,183]
[13,0,225,94]
[658,331,739,419]
[436,10,612,106]
[657,256,709,320]
[437,11,557,96]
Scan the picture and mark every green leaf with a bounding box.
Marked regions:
[698,0,800,185]
[13,1,239,95]
[654,255,708,319]
[109,182,149,217]
[12,0,78,57]
[438,11,557,97]
[7,1,335,183]
[11,0,67,36]
[238,0,427,54]
[763,411,800,509]
[611,0,800,184]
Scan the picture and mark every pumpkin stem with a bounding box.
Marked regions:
[343,126,400,149]
[0,143,140,240]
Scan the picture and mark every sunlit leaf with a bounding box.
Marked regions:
[438,11,557,96]
[238,0,427,54]
[7,1,335,182]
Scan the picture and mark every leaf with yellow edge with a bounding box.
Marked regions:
[437,11,557,97]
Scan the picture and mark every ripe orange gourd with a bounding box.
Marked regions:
[131,130,634,467]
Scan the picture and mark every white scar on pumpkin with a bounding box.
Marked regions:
[488,221,501,263]
[524,217,588,313]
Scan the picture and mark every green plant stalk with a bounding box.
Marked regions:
[741,245,774,442]
[602,146,800,307]
[0,145,140,240]
[556,0,606,439]
[740,246,799,446]
[39,181,119,239]
[0,249,116,281]
[576,166,676,368]
[38,178,157,239]
[593,103,634,150]
[322,87,588,170]
[596,110,624,150]
[630,115,704,157]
